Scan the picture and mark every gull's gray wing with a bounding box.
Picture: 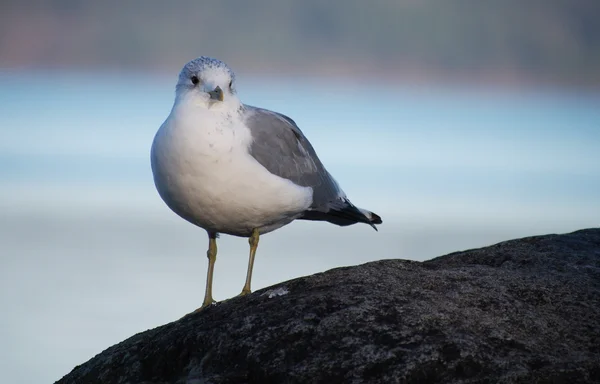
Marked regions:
[243,105,381,229]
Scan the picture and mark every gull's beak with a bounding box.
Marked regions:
[208,86,224,102]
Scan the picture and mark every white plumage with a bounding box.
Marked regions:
[151,91,312,236]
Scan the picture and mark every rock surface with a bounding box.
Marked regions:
[57,229,600,384]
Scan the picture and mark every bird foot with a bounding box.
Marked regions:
[182,300,216,318]
[237,289,251,297]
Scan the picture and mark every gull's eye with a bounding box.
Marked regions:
[191,76,199,85]
[228,80,233,89]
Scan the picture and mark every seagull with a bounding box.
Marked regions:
[151,56,382,311]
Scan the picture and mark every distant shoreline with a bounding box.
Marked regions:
[2,1,600,91]
[2,62,600,92]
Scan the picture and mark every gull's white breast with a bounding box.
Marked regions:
[151,104,312,237]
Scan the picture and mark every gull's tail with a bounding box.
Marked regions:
[359,208,383,228]
[300,199,383,230]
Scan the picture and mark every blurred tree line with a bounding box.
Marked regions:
[1,0,599,86]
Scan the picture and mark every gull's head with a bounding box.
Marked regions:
[175,56,240,110]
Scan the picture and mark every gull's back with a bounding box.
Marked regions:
[243,105,382,229]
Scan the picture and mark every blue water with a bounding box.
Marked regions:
[1,71,599,219]
[0,70,599,383]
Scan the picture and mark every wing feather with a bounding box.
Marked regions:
[243,105,379,229]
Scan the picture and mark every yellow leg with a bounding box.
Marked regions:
[193,233,218,312]
[239,228,259,296]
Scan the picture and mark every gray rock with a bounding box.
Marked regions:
[57,228,600,384]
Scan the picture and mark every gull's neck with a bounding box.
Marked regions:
[161,94,252,154]
[172,93,244,123]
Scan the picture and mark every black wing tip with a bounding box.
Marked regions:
[299,202,382,231]
[369,212,383,225]
[367,212,382,231]
[327,203,383,229]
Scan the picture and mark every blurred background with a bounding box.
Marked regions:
[1,1,599,382]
